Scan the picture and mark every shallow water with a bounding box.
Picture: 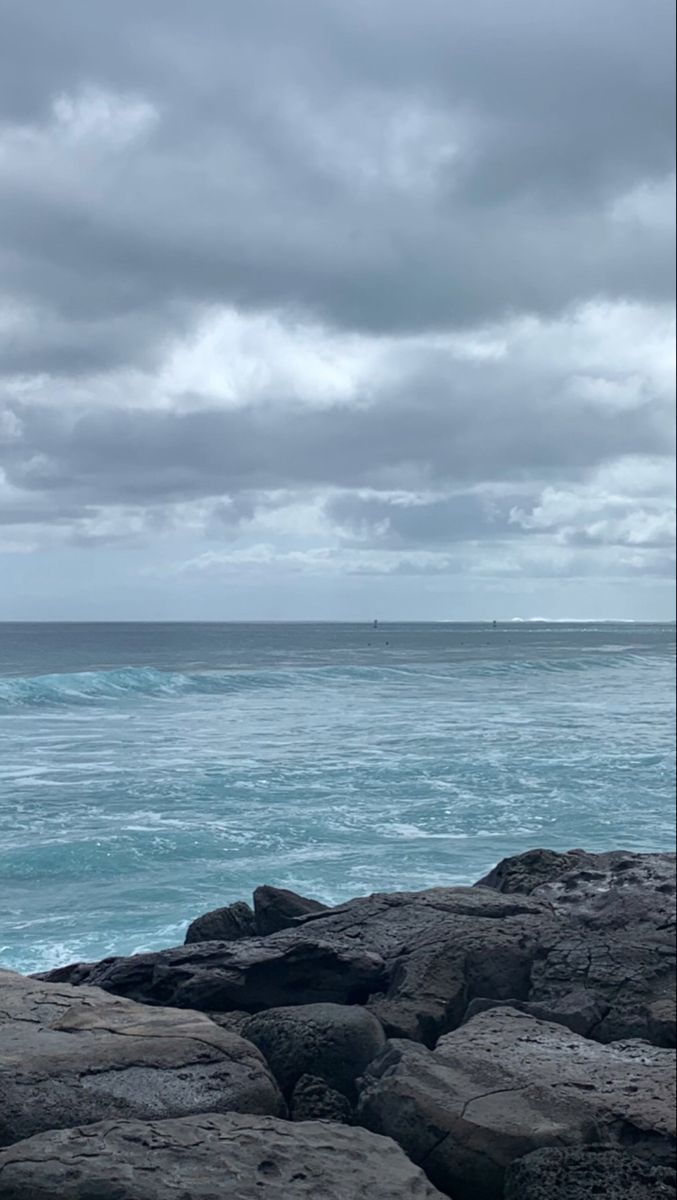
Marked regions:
[1,621,674,974]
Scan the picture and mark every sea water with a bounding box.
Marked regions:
[1,621,674,975]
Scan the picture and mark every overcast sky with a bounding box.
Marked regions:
[0,0,674,620]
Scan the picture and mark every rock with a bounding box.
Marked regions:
[0,1112,448,1200]
[357,1007,676,1200]
[505,1146,677,1199]
[476,850,676,1046]
[185,900,256,944]
[243,1002,385,1098]
[476,848,676,930]
[290,1075,354,1123]
[529,927,676,1045]
[36,863,675,1049]
[0,968,283,1147]
[37,887,556,1046]
[476,847,601,894]
[253,885,329,934]
[37,933,387,1012]
[206,1010,251,1037]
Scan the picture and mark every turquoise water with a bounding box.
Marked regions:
[1,622,674,975]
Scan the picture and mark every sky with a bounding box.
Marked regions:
[0,0,675,621]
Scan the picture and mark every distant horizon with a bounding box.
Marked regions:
[0,617,673,627]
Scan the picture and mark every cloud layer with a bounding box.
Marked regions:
[0,0,674,618]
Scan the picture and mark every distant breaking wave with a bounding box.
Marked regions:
[0,652,659,712]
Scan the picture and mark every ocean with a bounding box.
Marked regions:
[1,621,674,976]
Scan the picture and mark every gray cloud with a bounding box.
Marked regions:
[0,0,674,615]
[0,0,674,368]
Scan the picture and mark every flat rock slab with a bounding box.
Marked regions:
[358,1007,676,1200]
[505,1147,677,1200]
[0,969,283,1147]
[0,1112,447,1200]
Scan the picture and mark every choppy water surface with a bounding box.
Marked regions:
[1,621,674,973]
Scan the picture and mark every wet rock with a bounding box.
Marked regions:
[505,1146,677,1200]
[290,1074,354,1123]
[0,1112,447,1200]
[357,1007,676,1200]
[243,1002,385,1098]
[0,968,283,1148]
[185,900,256,944]
[253,885,329,934]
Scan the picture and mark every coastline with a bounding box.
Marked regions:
[1,847,674,1198]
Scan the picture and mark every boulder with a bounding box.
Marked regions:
[37,933,387,1012]
[357,1007,676,1200]
[290,1075,353,1123]
[206,1010,251,1037]
[36,863,675,1049]
[0,969,283,1147]
[0,1112,447,1200]
[37,887,556,1045]
[253,885,329,934]
[185,900,256,944]
[476,848,676,930]
[475,850,676,1046]
[505,1146,677,1200]
[243,1002,385,1098]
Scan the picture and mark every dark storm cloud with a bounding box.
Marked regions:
[0,0,674,373]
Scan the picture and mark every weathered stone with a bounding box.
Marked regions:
[253,885,329,934]
[0,969,283,1148]
[185,900,256,944]
[0,1112,447,1200]
[37,887,556,1046]
[206,1010,251,1037]
[358,1008,676,1200]
[505,1146,677,1200]
[476,849,676,1046]
[37,934,387,1012]
[37,859,676,1049]
[243,1002,385,1098]
[476,848,676,931]
[290,1075,354,1123]
[529,928,676,1046]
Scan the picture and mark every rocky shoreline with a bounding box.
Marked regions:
[0,848,674,1198]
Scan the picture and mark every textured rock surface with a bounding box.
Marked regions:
[243,1002,385,1098]
[37,854,676,1050]
[37,933,387,1012]
[358,1007,676,1200]
[253,885,329,934]
[476,849,677,1046]
[477,848,676,929]
[0,969,283,1147]
[505,1146,677,1200]
[37,887,556,1044]
[0,1112,447,1200]
[185,900,256,944]
[290,1075,354,1123]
